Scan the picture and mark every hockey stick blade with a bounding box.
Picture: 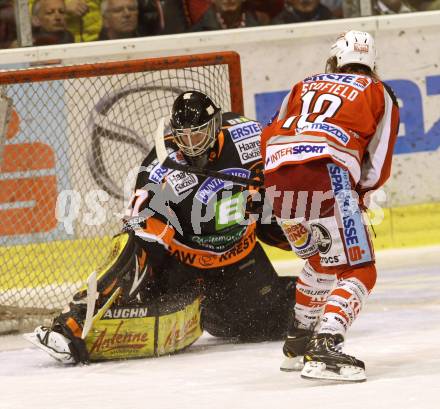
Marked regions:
[81,271,98,339]
[82,278,121,339]
[154,117,263,187]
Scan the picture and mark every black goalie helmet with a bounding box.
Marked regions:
[170,91,222,157]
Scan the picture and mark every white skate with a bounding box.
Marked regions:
[23,326,76,364]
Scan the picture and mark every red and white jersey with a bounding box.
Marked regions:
[261,72,400,193]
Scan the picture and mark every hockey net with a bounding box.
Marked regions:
[0,51,243,334]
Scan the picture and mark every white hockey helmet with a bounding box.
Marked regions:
[329,30,377,70]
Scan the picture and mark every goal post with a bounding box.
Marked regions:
[0,51,244,334]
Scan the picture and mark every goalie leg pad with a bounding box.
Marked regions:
[85,291,203,361]
[74,231,152,304]
[26,232,159,364]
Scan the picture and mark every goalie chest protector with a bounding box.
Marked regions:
[132,112,264,254]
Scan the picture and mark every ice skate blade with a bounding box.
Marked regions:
[23,331,75,364]
[280,356,304,372]
[301,361,366,382]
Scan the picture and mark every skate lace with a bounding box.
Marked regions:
[38,326,51,346]
[324,336,358,362]
[327,337,340,352]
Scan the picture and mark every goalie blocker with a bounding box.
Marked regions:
[26,231,295,363]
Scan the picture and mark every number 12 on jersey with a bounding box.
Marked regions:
[281,91,343,130]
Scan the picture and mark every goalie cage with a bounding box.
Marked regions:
[0,51,244,334]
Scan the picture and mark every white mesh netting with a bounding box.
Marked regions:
[0,53,242,333]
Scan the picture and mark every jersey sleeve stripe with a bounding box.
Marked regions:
[358,88,398,190]
[277,90,293,121]
[135,217,175,248]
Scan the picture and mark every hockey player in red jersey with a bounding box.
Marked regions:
[261,30,400,381]
[25,90,295,364]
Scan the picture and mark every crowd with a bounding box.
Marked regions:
[0,0,439,48]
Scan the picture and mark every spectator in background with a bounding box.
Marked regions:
[244,0,284,25]
[271,0,334,24]
[32,0,74,45]
[320,0,342,17]
[29,0,102,42]
[0,0,16,48]
[191,0,259,31]
[99,0,139,39]
[65,0,101,41]
[373,0,413,14]
[161,0,212,34]
[425,0,440,10]
[183,0,212,26]
[388,0,440,10]
[161,0,188,33]
[137,0,164,36]
[405,0,438,10]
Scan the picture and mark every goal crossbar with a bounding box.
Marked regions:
[0,52,244,115]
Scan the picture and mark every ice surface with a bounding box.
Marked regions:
[1,247,439,409]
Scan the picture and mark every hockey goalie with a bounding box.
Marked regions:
[25,90,295,364]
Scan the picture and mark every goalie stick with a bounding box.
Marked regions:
[23,284,122,363]
[81,272,122,339]
[81,271,98,339]
[154,117,264,187]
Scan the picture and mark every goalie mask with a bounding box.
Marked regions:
[329,30,377,71]
[170,91,222,158]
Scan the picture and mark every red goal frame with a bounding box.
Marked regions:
[0,51,244,115]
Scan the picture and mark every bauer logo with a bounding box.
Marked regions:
[229,121,262,142]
